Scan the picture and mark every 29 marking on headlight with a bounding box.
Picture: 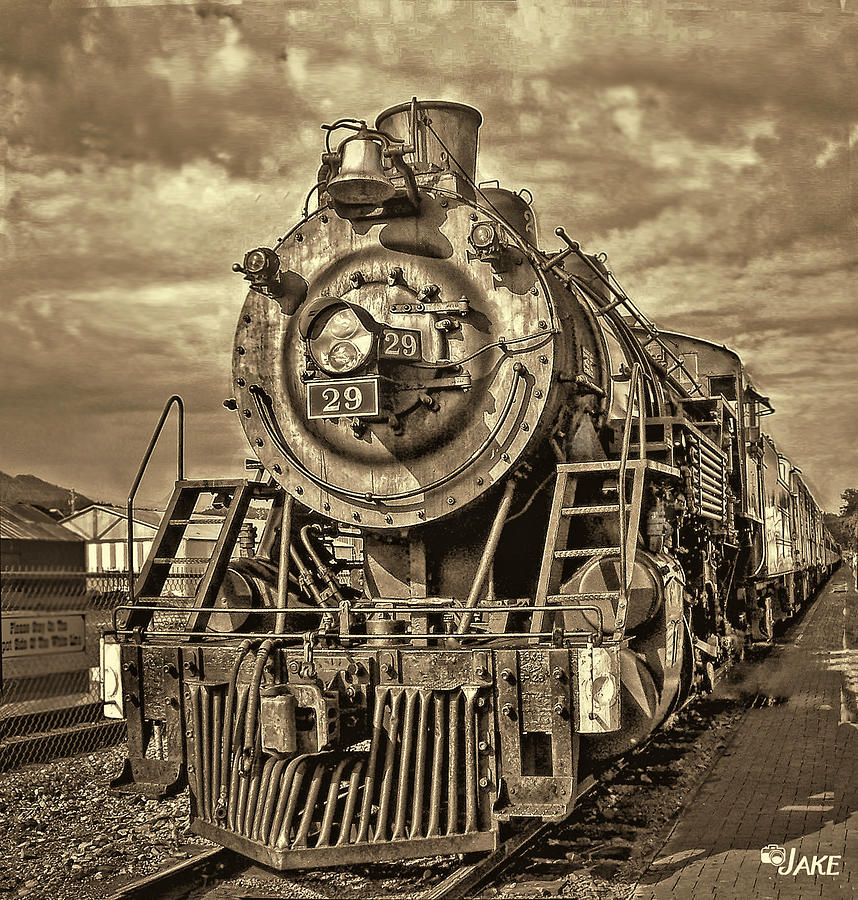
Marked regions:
[379,327,423,360]
[306,376,380,420]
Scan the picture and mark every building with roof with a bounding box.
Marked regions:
[0,503,85,571]
[59,504,160,573]
[59,504,227,573]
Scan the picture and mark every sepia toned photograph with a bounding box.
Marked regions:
[1,1,856,898]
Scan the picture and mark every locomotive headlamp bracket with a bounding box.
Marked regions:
[233,247,284,298]
[389,298,470,316]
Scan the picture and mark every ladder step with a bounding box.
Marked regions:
[561,505,620,516]
[554,548,621,559]
[547,592,621,603]
[151,556,208,565]
[556,461,623,472]
[162,519,217,527]
[629,442,671,451]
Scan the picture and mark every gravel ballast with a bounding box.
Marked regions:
[0,746,210,899]
[0,655,766,900]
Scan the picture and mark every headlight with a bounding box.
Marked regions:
[309,304,375,375]
[327,308,360,339]
[469,221,499,252]
[243,247,279,277]
[326,340,362,372]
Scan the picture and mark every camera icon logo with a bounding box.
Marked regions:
[761,845,787,867]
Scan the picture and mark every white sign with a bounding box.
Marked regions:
[1,613,86,658]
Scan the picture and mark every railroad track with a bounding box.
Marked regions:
[106,749,656,900]
[425,694,703,900]
[420,773,598,900]
[107,847,242,900]
[105,809,585,900]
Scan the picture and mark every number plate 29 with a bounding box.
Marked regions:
[379,327,422,360]
[306,377,380,420]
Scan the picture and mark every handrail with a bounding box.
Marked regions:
[617,363,644,622]
[112,602,607,637]
[540,227,704,398]
[126,395,184,599]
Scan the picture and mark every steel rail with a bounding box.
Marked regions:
[419,773,595,900]
[106,846,242,900]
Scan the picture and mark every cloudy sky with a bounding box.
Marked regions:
[1,0,855,510]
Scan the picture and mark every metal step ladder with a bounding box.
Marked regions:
[125,479,261,632]
[531,462,646,642]
[531,365,648,643]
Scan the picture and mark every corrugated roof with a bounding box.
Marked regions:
[1,503,85,542]
[61,503,164,528]
[58,503,227,543]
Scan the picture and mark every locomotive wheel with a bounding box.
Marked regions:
[583,621,685,761]
[206,565,256,633]
[671,616,696,712]
[202,558,320,635]
[559,552,664,635]
[704,660,716,693]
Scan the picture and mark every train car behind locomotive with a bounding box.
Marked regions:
[103,99,839,870]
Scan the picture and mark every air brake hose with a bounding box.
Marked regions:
[217,638,255,817]
[289,543,333,609]
[300,524,345,608]
[240,639,275,776]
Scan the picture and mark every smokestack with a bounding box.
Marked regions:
[376,99,482,192]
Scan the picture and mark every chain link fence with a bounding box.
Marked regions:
[1,564,205,771]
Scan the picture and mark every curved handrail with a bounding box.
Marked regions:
[126,395,184,599]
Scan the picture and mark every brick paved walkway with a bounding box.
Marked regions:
[634,566,858,899]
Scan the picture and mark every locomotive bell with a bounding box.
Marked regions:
[327,137,396,206]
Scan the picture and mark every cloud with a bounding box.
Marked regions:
[1,0,855,510]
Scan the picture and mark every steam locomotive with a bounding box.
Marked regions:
[103,99,840,869]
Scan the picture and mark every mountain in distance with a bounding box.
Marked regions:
[0,471,96,518]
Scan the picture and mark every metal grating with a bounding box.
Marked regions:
[189,683,496,866]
